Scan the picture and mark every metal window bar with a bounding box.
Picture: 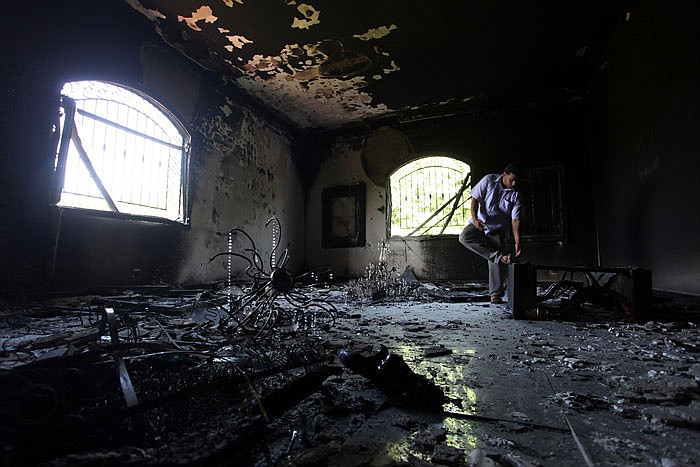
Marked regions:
[76,107,183,151]
[439,174,471,235]
[50,96,76,205]
[406,179,470,236]
[57,97,185,215]
[394,165,471,235]
[78,105,184,210]
[70,123,119,212]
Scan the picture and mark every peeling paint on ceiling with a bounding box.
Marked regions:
[353,24,397,41]
[291,3,321,30]
[125,0,625,131]
[225,34,253,51]
[177,5,218,32]
[141,0,395,128]
[236,74,390,129]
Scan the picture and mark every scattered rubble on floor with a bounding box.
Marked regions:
[0,280,699,466]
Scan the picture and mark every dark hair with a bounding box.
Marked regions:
[503,162,522,177]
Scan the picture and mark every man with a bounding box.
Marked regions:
[459,163,523,304]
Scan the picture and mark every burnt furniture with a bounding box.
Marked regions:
[508,262,652,321]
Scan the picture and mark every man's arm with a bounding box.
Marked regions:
[469,175,490,231]
[471,197,483,230]
[511,219,521,257]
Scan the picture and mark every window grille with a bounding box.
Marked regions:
[389,156,471,236]
[52,81,190,223]
[520,165,567,241]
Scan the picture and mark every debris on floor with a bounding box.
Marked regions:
[1,280,699,466]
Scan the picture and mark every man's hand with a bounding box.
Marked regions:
[512,219,522,257]
[470,197,483,231]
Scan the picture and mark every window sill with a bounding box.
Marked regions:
[52,206,190,229]
[389,234,459,241]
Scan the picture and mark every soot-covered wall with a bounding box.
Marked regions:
[0,0,304,294]
[592,0,700,295]
[306,103,599,280]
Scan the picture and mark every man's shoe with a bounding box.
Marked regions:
[337,346,387,380]
[490,296,504,304]
[338,346,446,409]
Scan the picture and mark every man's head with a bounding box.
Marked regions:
[501,162,522,188]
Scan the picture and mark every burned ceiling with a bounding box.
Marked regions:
[125,0,626,131]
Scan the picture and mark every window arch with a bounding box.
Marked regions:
[52,80,190,223]
[389,156,471,236]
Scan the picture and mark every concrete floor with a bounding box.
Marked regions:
[272,294,700,467]
[1,284,699,466]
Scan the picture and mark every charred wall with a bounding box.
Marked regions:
[0,0,304,294]
[306,103,599,280]
[591,0,700,295]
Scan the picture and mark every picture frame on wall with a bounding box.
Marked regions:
[322,182,366,248]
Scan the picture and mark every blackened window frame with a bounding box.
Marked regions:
[50,81,192,226]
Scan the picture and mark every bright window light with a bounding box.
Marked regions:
[53,81,190,223]
[389,156,471,236]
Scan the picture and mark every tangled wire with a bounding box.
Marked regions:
[210,217,337,339]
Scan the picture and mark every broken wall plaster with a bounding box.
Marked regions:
[180,106,303,284]
[195,113,240,154]
[199,76,297,144]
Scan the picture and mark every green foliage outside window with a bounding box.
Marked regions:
[389,156,471,237]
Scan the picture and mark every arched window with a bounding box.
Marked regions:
[389,156,471,236]
[51,81,190,223]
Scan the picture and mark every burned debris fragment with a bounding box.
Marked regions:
[1,267,699,466]
[0,283,346,466]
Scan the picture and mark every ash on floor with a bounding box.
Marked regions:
[1,282,699,467]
